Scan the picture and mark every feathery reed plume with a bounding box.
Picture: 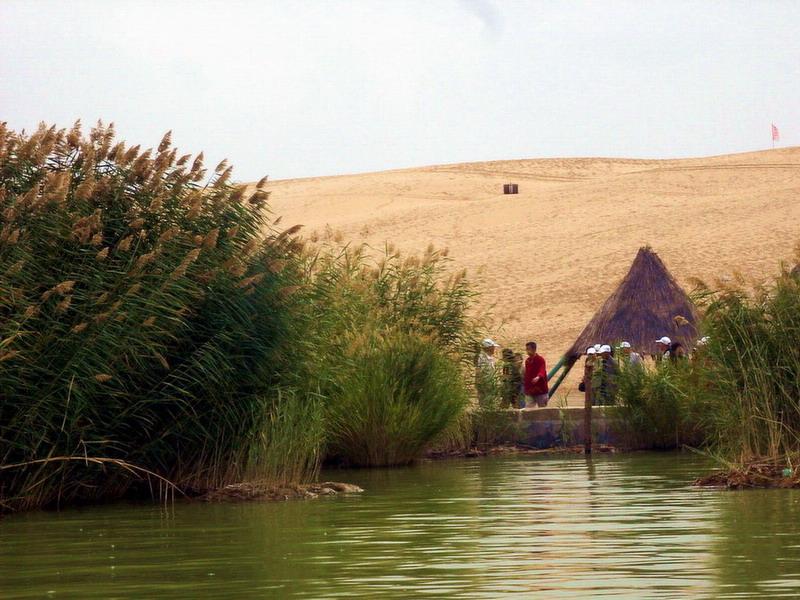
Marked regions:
[56,295,72,312]
[71,323,88,333]
[132,150,153,179]
[67,120,82,148]
[278,285,301,298]
[5,259,26,275]
[240,239,259,256]
[236,273,266,288]
[213,165,233,188]
[229,186,246,203]
[158,226,180,243]
[158,130,172,153]
[190,152,204,174]
[129,252,157,276]
[201,229,219,248]
[117,236,133,251]
[147,197,162,213]
[268,259,286,272]
[53,281,76,294]
[225,261,247,277]
[247,190,269,207]
[93,374,113,382]
[186,201,202,220]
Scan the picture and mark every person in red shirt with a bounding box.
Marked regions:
[523,341,549,408]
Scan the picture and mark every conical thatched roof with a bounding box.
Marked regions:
[565,246,698,359]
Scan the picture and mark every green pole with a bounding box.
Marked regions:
[547,355,567,381]
[548,356,577,397]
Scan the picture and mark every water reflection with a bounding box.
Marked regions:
[2,453,800,598]
[706,488,800,599]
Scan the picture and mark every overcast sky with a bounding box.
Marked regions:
[2,1,799,182]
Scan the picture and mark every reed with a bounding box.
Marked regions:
[611,246,800,459]
[325,328,469,466]
[612,357,708,449]
[285,240,482,466]
[0,122,314,511]
[689,255,800,463]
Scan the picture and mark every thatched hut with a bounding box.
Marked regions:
[566,246,698,359]
[546,247,699,396]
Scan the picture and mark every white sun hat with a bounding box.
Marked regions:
[620,341,631,348]
[656,336,672,345]
[586,347,597,355]
[593,344,602,351]
[482,338,500,348]
[599,344,612,353]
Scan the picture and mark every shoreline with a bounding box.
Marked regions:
[692,459,800,490]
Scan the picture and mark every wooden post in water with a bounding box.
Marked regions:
[583,357,594,454]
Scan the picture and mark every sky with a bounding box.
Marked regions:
[2,1,799,182]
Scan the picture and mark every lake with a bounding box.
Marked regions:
[3,452,800,599]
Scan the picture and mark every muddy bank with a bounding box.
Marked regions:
[426,443,618,460]
[201,481,364,502]
[693,459,800,489]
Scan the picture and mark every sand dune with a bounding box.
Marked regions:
[261,148,800,401]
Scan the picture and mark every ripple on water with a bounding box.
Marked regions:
[3,453,800,599]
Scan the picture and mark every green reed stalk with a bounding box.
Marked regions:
[0,122,316,511]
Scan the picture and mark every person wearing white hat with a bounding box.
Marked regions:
[476,338,500,402]
[655,336,672,360]
[593,344,618,405]
[579,347,597,394]
[620,341,642,364]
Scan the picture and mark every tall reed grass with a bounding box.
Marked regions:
[689,256,800,463]
[612,357,708,449]
[0,123,486,511]
[0,122,315,511]
[288,240,481,466]
[325,328,468,466]
[612,247,800,460]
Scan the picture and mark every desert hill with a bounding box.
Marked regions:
[261,148,800,400]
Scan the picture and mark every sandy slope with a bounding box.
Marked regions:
[260,148,800,402]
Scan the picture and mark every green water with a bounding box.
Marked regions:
[3,453,800,599]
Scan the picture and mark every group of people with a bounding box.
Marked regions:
[579,342,631,406]
[478,334,709,409]
[580,335,707,405]
[476,338,549,409]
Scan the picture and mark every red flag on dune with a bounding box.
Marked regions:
[772,124,780,142]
